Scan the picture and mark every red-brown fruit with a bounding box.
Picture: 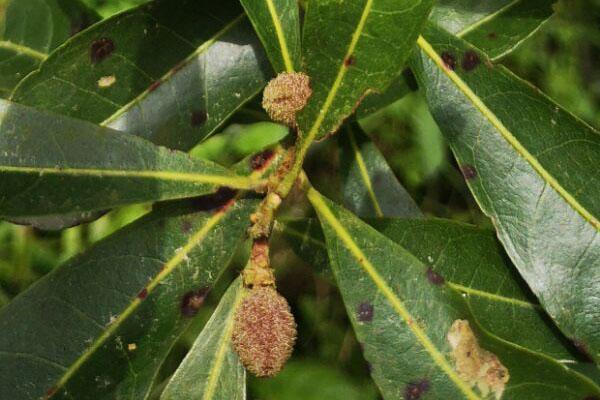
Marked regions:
[262,72,311,128]
[232,286,297,377]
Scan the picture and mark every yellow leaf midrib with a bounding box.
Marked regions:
[48,207,231,397]
[201,284,245,400]
[102,14,246,126]
[347,125,384,217]
[416,35,599,232]
[265,0,295,72]
[0,165,260,189]
[307,188,481,400]
[0,40,47,61]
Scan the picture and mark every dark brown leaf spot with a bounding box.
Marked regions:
[148,80,162,93]
[90,38,115,64]
[45,386,58,398]
[441,51,456,70]
[573,339,594,362]
[583,396,600,400]
[487,32,497,39]
[460,164,477,180]
[344,55,356,66]
[191,110,207,127]
[250,149,275,171]
[137,288,148,300]
[190,187,237,212]
[181,287,210,317]
[181,219,194,234]
[172,60,187,73]
[426,267,445,286]
[405,380,430,400]
[357,302,374,322]
[462,50,480,71]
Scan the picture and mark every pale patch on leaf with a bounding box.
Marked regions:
[97,75,116,88]
[447,320,509,399]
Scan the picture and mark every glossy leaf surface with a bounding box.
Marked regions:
[0,195,257,400]
[161,279,245,400]
[0,100,258,217]
[339,123,421,218]
[431,0,555,59]
[308,189,600,399]
[357,0,555,117]
[240,0,301,73]
[11,0,272,150]
[412,23,600,362]
[0,0,99,97]
[297,0,434,140]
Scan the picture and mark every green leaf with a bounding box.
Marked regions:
[240,0,301,73]
[297,0,434,141]
[0,100,260,218]
[190,122,289,166]
[280,216,581,361]
[0,0,99,98]
[307,188,600,400]
[339,122,421,218]
[356,0,555,117]
[369,218,576,361]
[412,23,600,362]
[0,193,257,400]
[431,0,555,59]
[11,0,272,151]
[161,278,245,400]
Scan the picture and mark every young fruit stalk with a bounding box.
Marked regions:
[231,72,313,378]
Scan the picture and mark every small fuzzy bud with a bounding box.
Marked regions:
[232,286,297,377]
[262,72,311,127]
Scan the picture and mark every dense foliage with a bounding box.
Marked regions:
[0,1,599,399]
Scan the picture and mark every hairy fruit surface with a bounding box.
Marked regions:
[262,72,311,127]
[232,286,297,377]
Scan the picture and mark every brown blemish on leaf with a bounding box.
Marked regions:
[181,287,210,317]
[460,164,477,180]
[583,396,600,400]
[426,267,445,286]
[45,386,57,398]
[357,302,374,322]
[148,80,162,93]
[190,110,208,127]
[90,38,115,64]
[181,219,194,234]
[137,288,148,300]
[462,50,481,72]
[250,149,276,171]
[190,187,237,212]
[405,379,430,400]
[487,32,497,40]
[441,51,456,71]
[447,320,509,399]
[344,55,356,66]
[172,60,187,74]
[573,339,594,362]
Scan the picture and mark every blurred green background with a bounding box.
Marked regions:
[0,1,599,399]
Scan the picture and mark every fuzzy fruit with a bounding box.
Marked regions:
[262,72,311,127]
[232,286,297,377]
